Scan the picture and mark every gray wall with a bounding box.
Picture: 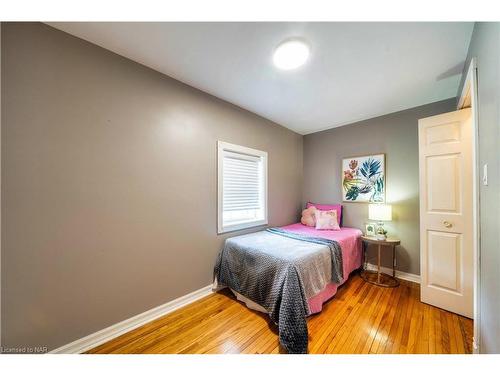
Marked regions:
[303,99,456,276]
[0,23,303,351]
[459,23,500,354]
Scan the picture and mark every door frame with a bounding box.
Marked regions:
[457,57,480,354]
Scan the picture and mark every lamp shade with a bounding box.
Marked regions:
[369,204,392,221]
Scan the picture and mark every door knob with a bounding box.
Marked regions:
[443,221,452,228]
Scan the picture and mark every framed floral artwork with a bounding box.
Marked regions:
[342,154,385,203]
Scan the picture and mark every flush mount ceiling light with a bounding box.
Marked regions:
[272,39,310,70]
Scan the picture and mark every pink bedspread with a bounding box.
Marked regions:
[280,223,363,314]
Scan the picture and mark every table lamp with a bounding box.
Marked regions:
[368,204,392,240]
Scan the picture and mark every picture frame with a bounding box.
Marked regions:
[365,223,376,236]
[342,153,385,203]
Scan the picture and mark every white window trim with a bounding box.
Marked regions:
[217,141,268,234]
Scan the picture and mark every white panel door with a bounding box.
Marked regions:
[418,108,473,318]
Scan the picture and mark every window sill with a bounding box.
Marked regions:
[217,219,268,234]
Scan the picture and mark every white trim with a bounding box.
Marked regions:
[50,284,213,354]
[458,58,477,109]
[365,263,421,284]
[458,57,480,354]
[218,219,268,234]
[473,338,478,352]
[217,141,268,234]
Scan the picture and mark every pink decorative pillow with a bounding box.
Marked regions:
[300,206,317,227]
[315,210,340,231]
[307,202,342,226]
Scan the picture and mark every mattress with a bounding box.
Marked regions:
[229,223,362,315]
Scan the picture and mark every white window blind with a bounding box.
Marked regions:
[223,151,261,211]
[217,142,268,233]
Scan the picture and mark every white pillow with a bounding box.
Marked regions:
[315,209,340,230]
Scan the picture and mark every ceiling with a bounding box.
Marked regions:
[48,22,474,135]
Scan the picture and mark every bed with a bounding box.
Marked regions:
[213,222,362,354]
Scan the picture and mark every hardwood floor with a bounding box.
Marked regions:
[87,273,473,354]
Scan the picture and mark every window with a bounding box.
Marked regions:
[217,141,268,233]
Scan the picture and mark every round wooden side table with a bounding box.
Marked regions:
[360,235,401,288]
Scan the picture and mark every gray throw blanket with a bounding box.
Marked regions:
[213,227,343,354]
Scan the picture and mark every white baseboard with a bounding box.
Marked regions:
[50,284,213,354]
[365,263,420,284]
